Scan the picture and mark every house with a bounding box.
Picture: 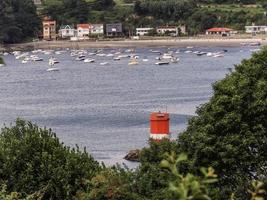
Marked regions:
[90,24,104,35]
[156,26,178,36]
[206,27,235,36]
[106,23,123,37]
[77,24,91,38]
[136,28,153,36]
[58,25,76,38]
[245,26,267,34]
[33,0,42,5]
[42,18,56,40]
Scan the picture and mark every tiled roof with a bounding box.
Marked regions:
[77,24,90,29]
[206,28,233,32]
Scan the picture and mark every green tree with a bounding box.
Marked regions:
[0,0,40,44]
[0,119,100,199]
[177,48,267,198]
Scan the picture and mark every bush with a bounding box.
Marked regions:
[0,119,100,199]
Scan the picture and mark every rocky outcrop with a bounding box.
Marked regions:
[124,149,140,162]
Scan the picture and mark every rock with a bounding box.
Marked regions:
[124,149,140,162]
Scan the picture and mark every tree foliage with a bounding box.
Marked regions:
[0,119,100,199]
[177,47,267,198]
[0,0,40,44]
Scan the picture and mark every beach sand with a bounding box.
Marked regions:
[2,38,267,50]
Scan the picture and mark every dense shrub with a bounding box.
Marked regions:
[0,119,100,199]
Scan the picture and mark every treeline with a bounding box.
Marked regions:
[0,0,40,44]
[0,48,267,199]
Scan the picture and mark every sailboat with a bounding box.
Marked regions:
[47,58,59,72]
[128,58,138,65]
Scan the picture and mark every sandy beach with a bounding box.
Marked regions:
[2,37,267,51]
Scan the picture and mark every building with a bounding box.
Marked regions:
[33,0,42,5]
[206,27,235,36]
[156,26,178,36]
[90,24,104,35]
[42,19,56,40]
[245,26,267,34]
[77,24,91,38]
[136,27,153,36]
[58,25,76,38]
[106,23,123,37]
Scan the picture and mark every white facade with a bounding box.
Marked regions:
[90,24,104,35]
[136,28,153,36]
[156,26,178,36]
[245,26,267,34]
[77,27,90,37]
[59,25,76,38]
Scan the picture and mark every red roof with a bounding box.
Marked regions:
[206,28,233,32]
[77,24,91,29]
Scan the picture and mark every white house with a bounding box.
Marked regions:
[77,24,91,37]
[90,24,104,35]
[136,27,153,36]
[245,26,267,34]
[58,25,76,38]
[156,26,178,36]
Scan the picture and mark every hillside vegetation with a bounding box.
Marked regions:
[1,0,267,43]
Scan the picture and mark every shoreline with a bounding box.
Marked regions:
[2,38,266,51]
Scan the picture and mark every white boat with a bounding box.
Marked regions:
[3,52,9,56]
[0,64,5,67]
[49,58,59,66]
[100,62,109,66]
[46,67,59,72]
[21,60,28,64]
[113,57,121,61]
[106,53,114,57]
[212,53,224,58]
[142,58,149,62]
[84,58,95,63]
[88,52,96,56]
[206,52,213,57]
[155,61,169,65]
[118,54,130,58]
[171,57,180,63]
[96,53,106,57]
[75,57,85,61]
[184,50,192,53]
[32,57,43,61]
[162,53,173,59]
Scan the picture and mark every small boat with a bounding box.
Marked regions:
[184,50,192,53]
[113,57,120,61]
[75,57,85,61]
[96,53,106,57]
[212,53,224,58]
[162,53,173,59]
[49,58,59,65]
[128,59,138,65]
[106,53,114,57]
[0,64,5,67]
[21,59,28,64]
[32,57,43,61]
[142,57,149,62]
[155,61,169,65]
[171,57,180,63]
[118,54,130,58]
[84,58,95,63]
[196,52,206,56]
[100,62,109,66]
[46,67,59,72]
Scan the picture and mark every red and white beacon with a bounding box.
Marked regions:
[150,111,170,141]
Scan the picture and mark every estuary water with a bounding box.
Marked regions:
[0,46,256,166]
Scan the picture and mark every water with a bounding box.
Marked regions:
[0,46,255,166]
